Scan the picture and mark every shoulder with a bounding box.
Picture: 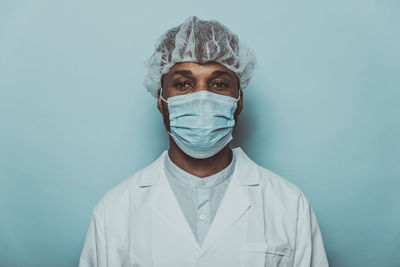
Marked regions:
[95,151,167,209]
[234,148,316,227]
[259,166,303,197]
[234,147,305,202]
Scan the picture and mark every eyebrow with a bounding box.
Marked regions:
[169,70,193,77]
[210,70,234,79]
[169,70,234,79]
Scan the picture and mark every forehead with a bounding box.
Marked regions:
[166,62,237,79]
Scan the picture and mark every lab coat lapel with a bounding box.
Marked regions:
[149,169,199,248]
[200,148,258,255]
[200,176,249,253]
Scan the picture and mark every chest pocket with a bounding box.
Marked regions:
[241,243,292,267]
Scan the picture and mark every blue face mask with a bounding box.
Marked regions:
[160,89,240,159]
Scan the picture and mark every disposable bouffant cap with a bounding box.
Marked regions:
[143,16,257,98]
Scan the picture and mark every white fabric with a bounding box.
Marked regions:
[143,16,257,98]
[79,147,329,267]
[163,90,238,159]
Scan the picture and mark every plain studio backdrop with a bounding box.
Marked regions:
[1,1,399,266]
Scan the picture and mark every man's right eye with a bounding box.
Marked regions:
[174,81,193,90]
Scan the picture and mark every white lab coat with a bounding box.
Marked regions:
[79,147,329,267]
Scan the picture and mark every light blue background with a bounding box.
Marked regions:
[1,1,399,266]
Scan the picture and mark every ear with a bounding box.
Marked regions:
[157,89,163,114]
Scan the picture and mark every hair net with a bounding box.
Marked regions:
[143,16,257,98]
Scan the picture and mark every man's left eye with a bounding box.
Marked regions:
[210,81,227,90]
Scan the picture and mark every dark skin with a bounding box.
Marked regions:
[157,62,243,178]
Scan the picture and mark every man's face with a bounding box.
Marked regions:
[157,62,243,131]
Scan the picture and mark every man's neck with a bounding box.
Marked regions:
[167,139,233,178]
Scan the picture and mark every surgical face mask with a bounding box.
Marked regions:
[160,88,240,159]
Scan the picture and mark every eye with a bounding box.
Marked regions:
[210,80,228,90]
[174,80,193,91]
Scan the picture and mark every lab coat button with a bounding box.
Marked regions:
[199,214,206,220]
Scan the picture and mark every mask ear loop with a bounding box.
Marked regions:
[234,89,241,102]
[159,87,168,103]
[159,87,174,138]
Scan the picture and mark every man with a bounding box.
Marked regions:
[79,16,329,267]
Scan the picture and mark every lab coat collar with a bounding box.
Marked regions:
[233,147,261,186]
[136,151,167,187]
[137,147,260,187]
[146,147,261,254]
